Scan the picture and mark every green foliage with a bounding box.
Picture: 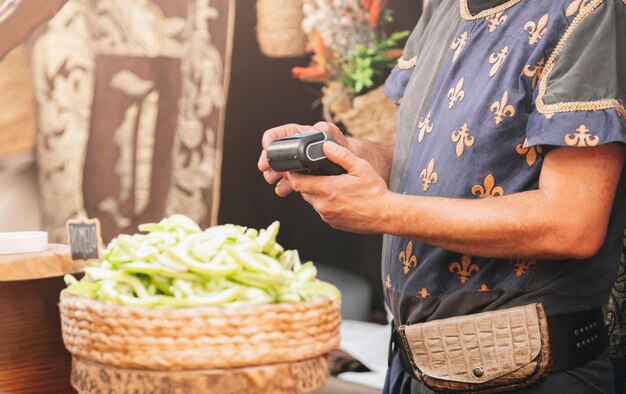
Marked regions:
[339,29,410,95]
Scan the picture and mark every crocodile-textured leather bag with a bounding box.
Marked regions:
[399,303,551,393]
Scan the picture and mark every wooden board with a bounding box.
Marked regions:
[0,276,75,393]
[71,355,330,394]
[0,243,85,281]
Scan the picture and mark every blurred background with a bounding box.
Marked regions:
[0,0,422,321]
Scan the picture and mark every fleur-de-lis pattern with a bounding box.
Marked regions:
[385,274,392,289]
[488,46,509,77]
[451,32,468,64]
[419,159,438,192]
[524,14,549,45]
[565,0,590,17]
[472,174,505,198]
[399,241,418,275]
[512,260,537,277]
[451,123,475,157]
[478,284,490,292]
[447,77,465,109]
[417,112,434,143]
[523,58,545,90]
[417,288,430,298]
[516,139,542,166]
[486,12,507,32]
[490,90,516,124]
[449,255,480,284]
[564,125,600,147]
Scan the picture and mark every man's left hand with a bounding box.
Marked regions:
[287,141,391,233]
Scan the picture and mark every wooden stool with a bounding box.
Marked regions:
[0,244,83,393]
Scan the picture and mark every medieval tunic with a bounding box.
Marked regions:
[382,0,626,392]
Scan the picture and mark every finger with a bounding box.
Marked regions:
[258,149,270,172]
[263,170,284,185]
[287,172,320,194]
[275,178,294,197]
[262,124,310,149]
[323,141,362,174]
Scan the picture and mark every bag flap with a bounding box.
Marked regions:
[400,303,548,384]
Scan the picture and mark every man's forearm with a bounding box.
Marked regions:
[381,190,607,260]
[346,137,394,183]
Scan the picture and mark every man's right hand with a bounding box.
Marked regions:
[258,122,348,197]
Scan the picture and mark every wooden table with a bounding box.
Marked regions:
[0,244,84,393]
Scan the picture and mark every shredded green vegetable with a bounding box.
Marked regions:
[65,215,341,307]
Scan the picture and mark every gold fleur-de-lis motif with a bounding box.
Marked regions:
[511,260,537,277]
[417,112,434,143]
[399,241,418,275]
[447,77,465,109]
[490,90,516,124]
[564,124,600,147]
[523,58,545,90]
[472,174,504,198]
[488,46,509,77]
[385,274,392,289]
[449,255,480,285]
[566,0,590,17]
[417,288,430,298]
[451,32,468,64]
[419,159,438,192]
[524,14,549,45]
[478,283,490,292]
[451,123,475,158]
[486,12,507,32]
[516,139,542,166]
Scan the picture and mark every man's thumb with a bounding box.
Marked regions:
[323,142,358,173]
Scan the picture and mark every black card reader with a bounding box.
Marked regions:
[267,131,346,176]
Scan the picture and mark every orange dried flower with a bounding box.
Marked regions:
[292,66,328,82]
[369,0,383,28]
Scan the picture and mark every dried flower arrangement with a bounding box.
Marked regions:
[292,0,409,144]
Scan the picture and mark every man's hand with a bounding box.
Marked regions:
[287,141,391,233]
[258,122,348,197]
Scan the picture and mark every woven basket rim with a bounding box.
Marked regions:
[60,289,339,316]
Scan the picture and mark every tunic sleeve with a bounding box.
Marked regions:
[525,0,626,149]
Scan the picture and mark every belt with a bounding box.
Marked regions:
[389,308,609,379]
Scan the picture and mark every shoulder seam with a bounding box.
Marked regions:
[535,0,626,119]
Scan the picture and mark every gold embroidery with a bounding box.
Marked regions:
[486,11,507,32]
[523,58,545,90]
[512,260,537,277]
[399,241,418,275]
[447,77,465,109]
[419,159,438,192]
[385,274,392,289]
[490,90,516,124]
[451,32,468,64]
[566,0,591,17]
[478,283,490,292]
[488,46,509,77]
[516,139,542,166]
[535,0,626,118]
[417,112,434,143]
[472,174,504,197]
[449,255,479,284]
[459,0,523,20]
[451,123,475,158]
[398,56,417,70]
[417,288,430,298]
[524,14,549,45]
[564,124,600,147]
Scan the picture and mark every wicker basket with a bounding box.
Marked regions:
[59,290,341,371]
[323,82,398,146]
[256,0,307,58]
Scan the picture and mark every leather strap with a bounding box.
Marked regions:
[390,307,608,380]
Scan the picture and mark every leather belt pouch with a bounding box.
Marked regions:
[398,303,551,393]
